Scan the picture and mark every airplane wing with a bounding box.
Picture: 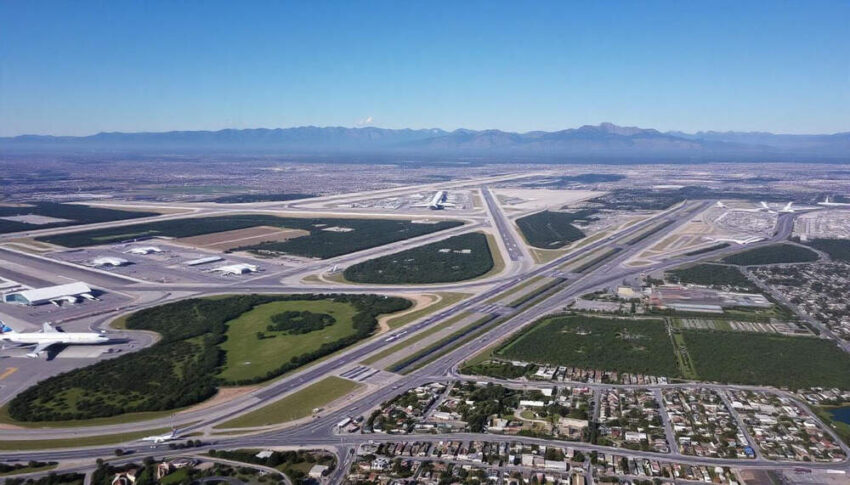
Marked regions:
[27,342,52,358]
[42,322,57,333]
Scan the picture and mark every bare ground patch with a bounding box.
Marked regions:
[176,226,309,251]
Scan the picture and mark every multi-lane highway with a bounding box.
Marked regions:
[0,182,847,482]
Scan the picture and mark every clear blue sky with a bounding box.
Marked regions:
[1,0,848,136]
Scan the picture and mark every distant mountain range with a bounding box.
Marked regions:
[2,123,848,162]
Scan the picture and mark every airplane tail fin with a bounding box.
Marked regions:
[0,323,15,334]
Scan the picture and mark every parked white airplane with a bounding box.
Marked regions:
[0,321,110,358]
[413,191,455,210]
[818,196,850,207]
[140,428,180,444]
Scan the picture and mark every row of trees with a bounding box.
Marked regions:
[267,310,336,334]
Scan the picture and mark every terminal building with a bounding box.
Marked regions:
[3,282,94,306]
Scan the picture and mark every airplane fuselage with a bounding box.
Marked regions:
[428,190,447,210]
[0,333,109,346]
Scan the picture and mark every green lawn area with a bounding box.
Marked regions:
[497,315,680,377]
[219,300,358,382]
[683,330,850,389]
[389,315,497,373]
[360,311,472,366]
[0,427,172,451]
[216,377,362,428]
[483,232,506,278]
[0,463,58,477]
[383,292,469,330]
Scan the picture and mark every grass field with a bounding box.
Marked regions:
[383,292,469,330]
[485,276,544,304]
[0,427,172,451]
[515,210,595,249]
[683,330,850,389]
[721,243,819,266]
[671,331,699,379]
[343,232,493,284]
[388,315,496,373]
[360,311,473,366]
[497,315,680,377]
[483,232,506,278]
[0,463,57,477]
[216,377,362,428]
[218,300,359,382]
[38,214,463,259]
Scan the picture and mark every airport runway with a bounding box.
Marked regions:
[2,196,846,481]
[480,185,525,262]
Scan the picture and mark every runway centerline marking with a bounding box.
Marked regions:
[0,367,18,380]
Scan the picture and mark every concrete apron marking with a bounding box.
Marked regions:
[0,367,18,380]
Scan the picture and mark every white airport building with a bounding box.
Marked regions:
[211,263,258,275]
[125,246,162,255]
[3,282,94,306]
[91,256,130,267]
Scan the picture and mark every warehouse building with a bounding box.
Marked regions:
[3,282,95,306]
[211,263,258,275]
[125,246,162,255]
[91,256,130,267]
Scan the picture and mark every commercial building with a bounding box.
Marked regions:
[3,282,94,306]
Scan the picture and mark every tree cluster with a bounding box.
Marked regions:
[267,310,336,334]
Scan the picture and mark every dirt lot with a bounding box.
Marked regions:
[176,225,309,251]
